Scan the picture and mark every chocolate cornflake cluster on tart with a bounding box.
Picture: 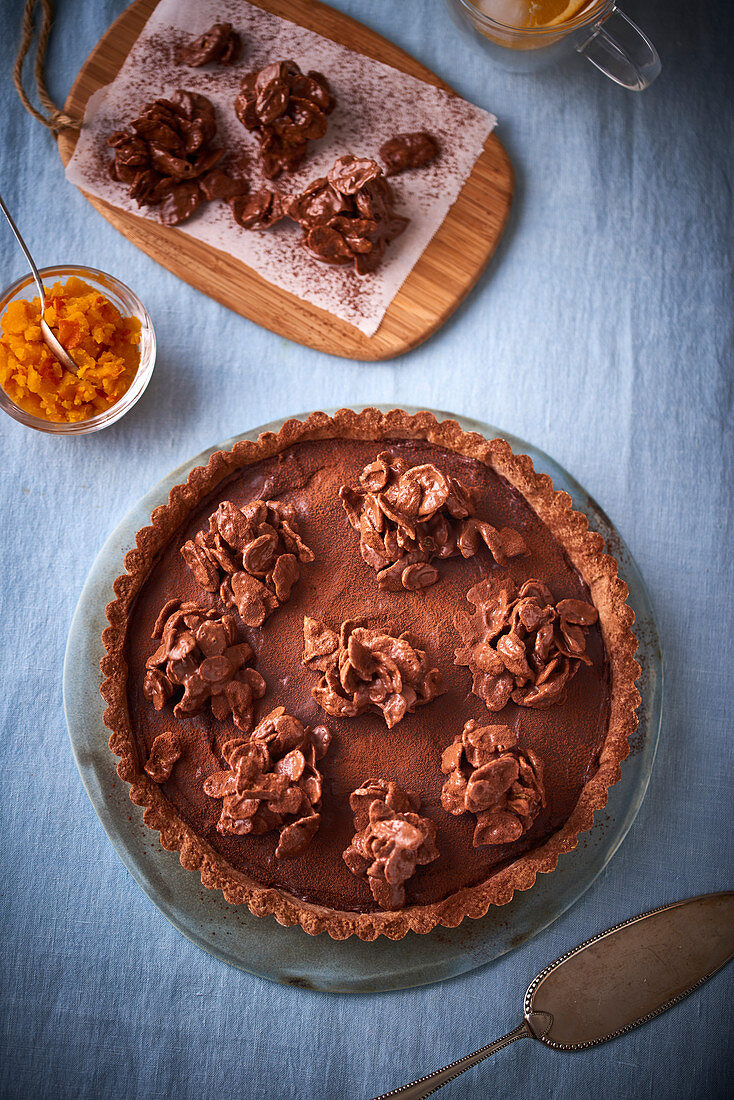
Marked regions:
[202,707,331,858]
[455,578,598,711]
[234,60,336,178]
[302,617,443,728]
[106,91,248,224]
[144,730,181,783]
[441,720,545,847]
[142,599,265,732]
[102,409,640,941]
[178,22,242,67]
[180,499,314,627]
[339,450,528,590]
[343,780,439,910]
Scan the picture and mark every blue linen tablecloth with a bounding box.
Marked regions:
[1,1,732,1097]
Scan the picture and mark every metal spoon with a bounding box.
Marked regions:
[0,192,78,374]
[372,891,734,1099]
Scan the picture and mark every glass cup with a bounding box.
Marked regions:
[445,0,661,88]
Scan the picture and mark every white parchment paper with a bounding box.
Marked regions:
[65,0,497,336]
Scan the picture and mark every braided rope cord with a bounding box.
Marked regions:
[13,0,79,133]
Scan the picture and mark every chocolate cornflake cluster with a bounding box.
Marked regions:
[234,59,335,178]
[455,579,598,711]
[181,499,314,628]
[339,451,529,592]
[231,155,410,275]
[440,720,545,847]
[202,707,331,858]
[342,780,439,909]
[230,188,286,229]
[379,131,440,176]
[107,91,248,224]
[289,156,409,274]
[144,731,182,783]
[143,600,266,731]
[302,617,443,729]
[178,22,242,67]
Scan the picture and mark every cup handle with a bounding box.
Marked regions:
[577,5,661,90]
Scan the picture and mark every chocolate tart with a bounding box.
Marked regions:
[101,409,640,941]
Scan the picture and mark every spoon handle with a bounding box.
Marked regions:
[370,1021,530,1100]
[0,191,46,302]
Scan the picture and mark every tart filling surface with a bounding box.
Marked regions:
[102,409,639,940]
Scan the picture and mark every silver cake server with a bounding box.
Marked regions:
[372,891,734,1099]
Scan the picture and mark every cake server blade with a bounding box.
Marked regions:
[372,891,734,1099]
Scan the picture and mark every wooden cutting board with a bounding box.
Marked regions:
[58,0,514,361]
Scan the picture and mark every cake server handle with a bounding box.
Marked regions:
[369,1021,530,1099]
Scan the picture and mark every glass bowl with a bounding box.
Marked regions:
[0,265,156,435]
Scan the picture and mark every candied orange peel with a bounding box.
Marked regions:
[0,276,141,423]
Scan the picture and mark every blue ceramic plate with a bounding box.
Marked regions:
[63,408,663,993]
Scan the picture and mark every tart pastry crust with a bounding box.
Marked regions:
[101,408,640,941]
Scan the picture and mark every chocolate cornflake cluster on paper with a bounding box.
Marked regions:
[143,599,266,731]
[230,188,286,229]
[339,451,529,592]
[455,579,598,711]
[106,91,248,224]
[288,156,409,274]
[440,720,545,847]
[234,60,335,178]
[342,780,439,910]
[202,707,331,858]
[231,155,410,275]
[178,22,242,67]
[181,499,314,628]
[302,617,443,729]
[144,731,182,783]
[379,131,440,176]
